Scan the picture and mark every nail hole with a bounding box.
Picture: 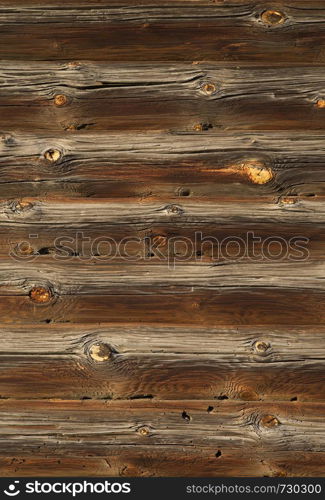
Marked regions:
[215,450,222,458]
[290,396,298,401]
[182,411,191,422]
[216,395,228,400]
[207,406,214,413]
[178,187,191,197]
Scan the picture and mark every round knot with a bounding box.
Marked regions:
[44,149,62,163]
[29,286,52,304]
[54,94,68,107]
[254,340,270,354]
[261,10,286,26]
[201,81,217,96]
[88,343,112,362]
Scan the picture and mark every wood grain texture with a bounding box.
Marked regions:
[0,400,324,476]
[0,325,324,400]
[1,222,320,262]
[0,288,324,326]
[1,63,325,132]
[0,2,325,63]
[1,0,325,479]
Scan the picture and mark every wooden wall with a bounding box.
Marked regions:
[0,0,324,477]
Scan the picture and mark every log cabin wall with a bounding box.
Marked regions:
[0,0,324,477]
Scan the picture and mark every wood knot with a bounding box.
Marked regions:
[54,94,68,107]
[11,200,33,213]
[88,343,112,362]
[201,81,217,96]
[281,196,297,205]
[260,414,280,428]
[261,10,286,26]
[137,426,150,436]
[67,61,82,70]
[15,241,35,256]
[1,133,15,146]
[44,149,62,163]
[316,99,325,109]
[193,123,213,132]
[165,204,184,215]
[152,234,167,247]
[242,160,274,185]
[29,286,52,304]
[254,340,270,354]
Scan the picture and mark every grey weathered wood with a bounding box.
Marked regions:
[2,324,324,363]
[0,260,323,294]
[1,63,325,132]
[0,400,324,453]
[0,324,323,400]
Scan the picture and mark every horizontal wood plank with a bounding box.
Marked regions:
[1,133,325,208]
[0,2,325,62]
[0,400,324,455]
[1,63,325,132]
[1,222,320,262]
[0,325,324,400]
[0,288,324,326]
[0,259,323,294]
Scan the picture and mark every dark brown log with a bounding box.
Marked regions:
[0,2,325,63]
[0,288,324,326]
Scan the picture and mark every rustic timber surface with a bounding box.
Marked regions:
[0,0,324,477]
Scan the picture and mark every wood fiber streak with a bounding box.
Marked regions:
[0,222,321,261]
[1,0,325,479]
[0,289,324,326]
[0,2,325,62]
[0,260,324,294]
[1,64,325,132]
[0,326,324,400]
[1,133,325,207]
[0,400,324,456]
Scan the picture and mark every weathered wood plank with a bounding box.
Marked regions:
[0,400,324,455]
[0,325,324,400]
[2,222,320,262]
[1,450,325,477]
[1,132,325,207]
[1,63,325,132]
[0,2,325,62]
[0,260,323,295]
[0,288,323,326]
